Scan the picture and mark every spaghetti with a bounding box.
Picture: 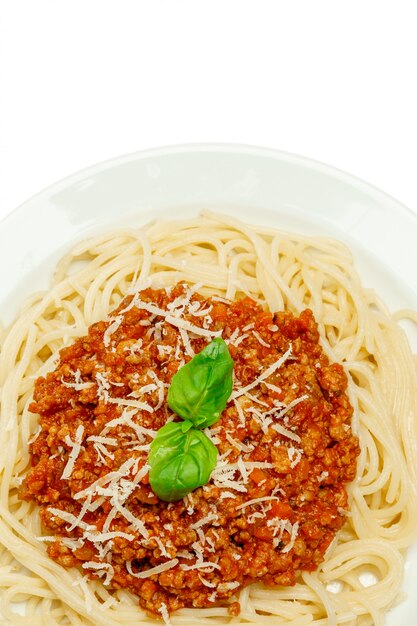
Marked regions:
[1,211,417,626]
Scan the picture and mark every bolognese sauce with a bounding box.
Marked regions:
[21,283,359,617]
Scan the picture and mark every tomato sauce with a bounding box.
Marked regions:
[21,283,359,616]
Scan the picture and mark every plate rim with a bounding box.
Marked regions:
[1,142,416,229]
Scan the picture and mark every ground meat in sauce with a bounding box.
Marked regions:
[21,283,359,617]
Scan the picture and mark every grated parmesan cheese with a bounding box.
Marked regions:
[180,561,221,572]
[231,345,293,400]
[282,521,300,554]
[287,446,303,468]
[211,296,230,304]
[252,330,271,348]
[61,369,94,391]
[272,423,301,443]
[225,432,254,453]
[89,530,135,543]
[62,425,84,480]
[87,435,117,446]
[211,460,273,493]
[218,581,240,592]
[219,491,237,500]
[103,315,124,348]
[82,561,114,586]
[236,496,280,510]
[198,574,216,588]
[48,507,96,532]
[233,333,249,347]
[126,558,179,579]
[318,471,329,482]
[273,394,309,420]
[158,603,172,626]
[263,382,282,394]
[127,299,222,339]
[179,327,195,357]
[190,513,219,530]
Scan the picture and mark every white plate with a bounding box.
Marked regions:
[1,144,416,624]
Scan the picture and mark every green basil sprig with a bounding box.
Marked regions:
[148,422,218,502]
[149,338,233,502]
[168,337,234,428]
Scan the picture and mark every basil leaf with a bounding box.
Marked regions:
[168,337,233,428]
[149,422,218,502]
[148,339,234,502]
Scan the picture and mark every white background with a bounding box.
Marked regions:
[0,0,416,219]
[1,4,417,625]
